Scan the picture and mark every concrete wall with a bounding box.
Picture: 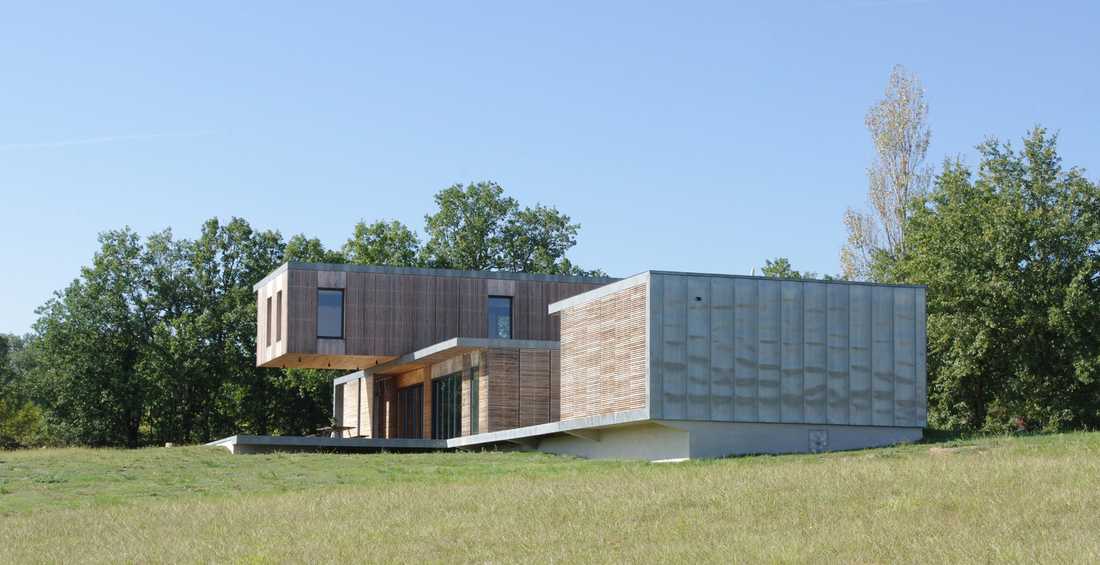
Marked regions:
[648,273,927,427]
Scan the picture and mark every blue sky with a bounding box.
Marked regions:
[1,1,1097,333]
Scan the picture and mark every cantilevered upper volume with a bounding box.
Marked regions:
[253,262,615,370]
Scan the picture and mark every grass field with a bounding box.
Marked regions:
[1,433,1099,564]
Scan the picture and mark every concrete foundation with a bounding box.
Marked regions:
[208,417,922,460]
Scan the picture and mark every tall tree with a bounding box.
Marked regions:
[422,181,601,275]
[343,219,421,266]
[423,181,516,271]
[32,229,152,446]
[285,234,344,264]
[898,128,1100,432]
[842,65,932,281]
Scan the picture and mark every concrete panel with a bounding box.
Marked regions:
[803,282,827,424]
[709,277,735,421]
[893,288,917,427]
[848,285,872,425]
[661,420,923,459]
[733,278,759,421]
[915,289,928,426]
[686,277,711,420]
[757,280,782,422]
[871,286,895,426]
[661,275,688,419]
[826,285,850,425]
[780,281,804,422]
[536,422,690,461]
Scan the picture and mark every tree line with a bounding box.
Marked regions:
[3,69,1098,447]
[768,66,1100,433]
[0,183,600,447]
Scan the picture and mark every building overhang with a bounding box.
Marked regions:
[340,337,560,378]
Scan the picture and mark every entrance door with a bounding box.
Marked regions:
[396,383,423,439]
[431,373,463,439]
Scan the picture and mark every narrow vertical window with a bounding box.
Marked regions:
[275,290,283,342]
[265,296,272,346]
[488,296,512,339]
[318,289,344,339]
[469,366,479,435]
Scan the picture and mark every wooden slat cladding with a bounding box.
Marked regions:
[255,271,289,367]
[483,347,557,432]
[261,266,605,368]
[287,269,318,355]
[559,281,649,421]
[518,349,551,427]
[649,273,928,428]
[486,349,519,431]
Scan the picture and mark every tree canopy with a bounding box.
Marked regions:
[898,128,1100,432]
[2,181,601,447]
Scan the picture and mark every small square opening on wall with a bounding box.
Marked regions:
[809,430,829,453]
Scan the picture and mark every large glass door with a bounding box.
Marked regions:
[431,373,462,439]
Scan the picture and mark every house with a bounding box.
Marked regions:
[208,262,927,460]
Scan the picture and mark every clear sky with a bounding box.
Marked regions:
[1,1,1097,334]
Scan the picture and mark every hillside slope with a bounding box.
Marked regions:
[1,433,1098,563]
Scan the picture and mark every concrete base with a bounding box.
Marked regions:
[531,420,922,461]
[207,418,922,460]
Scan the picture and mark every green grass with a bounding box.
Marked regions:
[1,433,1099,563]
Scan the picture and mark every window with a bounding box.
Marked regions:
[488,296,512,339]
[431,373,462,440]
[469,366,479,435]
[275,291,283,342]
[317,289,344,338]
[265,296,272,346]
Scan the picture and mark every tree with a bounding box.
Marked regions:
[760,257,832,280]
[898,128,1100,432]
[842,65,932,281]
[32,229,152,446]
[422,181,601,275]
[343,220,421,266]
[285,234,344,264]
[0,334,45,448]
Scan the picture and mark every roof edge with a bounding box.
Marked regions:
[254,262,618,292]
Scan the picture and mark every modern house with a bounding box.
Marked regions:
[209,262,927,460]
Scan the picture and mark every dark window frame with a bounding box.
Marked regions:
[431,372,463,440]
[275,290,283,342]
[317,288,345,339]
[265,296,273,347]
[487,295,513,339]
[469,366,479,435]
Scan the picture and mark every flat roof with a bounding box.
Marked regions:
[548,270,927,313]
[253,261,619,291]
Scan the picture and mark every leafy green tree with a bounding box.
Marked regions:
[423,181,515,270]
[343,220,421,266]
[285,234,344,264]
[760,257,832,280]
[423,181,601,275]
[32,229,152,446]
[898,128,1100,432]
[0,334,45,448]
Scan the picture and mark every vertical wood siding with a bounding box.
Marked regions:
[648,273,927,427]
[267,267,603,364]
